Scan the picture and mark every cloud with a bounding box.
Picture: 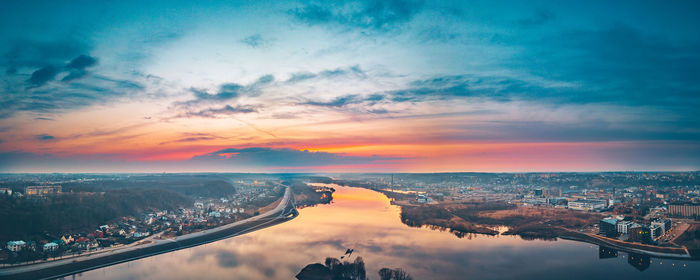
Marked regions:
[159,133,226,145]
[302,93,384,108]
[416,26,459,43]
[66,54,97,69]
[240,34,269,48]
[0,38,145,119]
[27,54,99,85]
[303,95,361,107]
[179,74,275,108]
[290,0,425,32]
[191,147,399,167]
[28,65,59,86]
[180,104,259,118]
[61,70,87,82]
[2,73,145,119]
[285,65,366,84]
[191,83,243,101]
[517,9,555,26]
[61,54,97,82]
[3,39,88,71]
[286,72,317,83]
[35,134,55,141]
[508,24,700,109]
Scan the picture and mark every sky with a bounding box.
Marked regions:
[0,0,699,173]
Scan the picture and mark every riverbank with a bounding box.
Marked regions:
[557,228,693,259]
[0,187,297,280]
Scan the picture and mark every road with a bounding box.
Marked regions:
[0,186,298,280]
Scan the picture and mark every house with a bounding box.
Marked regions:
[76,240,98,250]
[25,185,62,197]
[61,235,74,244]
[75,237,90,243]
[6,241,26,252]
[43,242,59,252]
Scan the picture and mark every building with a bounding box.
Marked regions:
[0,188,12,196]
[650,225,663,240]
[628,225,652,244]
[534,188,543,197]
[600,218,618,237]
[545,188,562,198]
[416,194,433,204]
[61,235,74,244]
[7,241,26,252]
[669,204,700,218]
[43,242,58,252]
[25,185,62,197]
[651,219,671,234]
[617,220,634,234]
[547,197,568,206]
[569,199,607,211]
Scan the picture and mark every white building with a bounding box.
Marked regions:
[617,220,634,234]
[43,242,58,252]
[7,240,26,252]
[568,199,606,211]
[650,225,663,240]
[651,219,671,234]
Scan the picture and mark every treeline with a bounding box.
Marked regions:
[296,255,413,280]
[0,188,192,241]
[288,181,334,207]
[400,205,498,236]
[59,174,237,198]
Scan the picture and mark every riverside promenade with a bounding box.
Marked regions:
[557,228,694,260]
[0,186,298,280]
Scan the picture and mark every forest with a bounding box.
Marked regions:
[0,188,192,241]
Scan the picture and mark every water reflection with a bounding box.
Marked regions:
[74,185,699,280]
[599,246,618,259]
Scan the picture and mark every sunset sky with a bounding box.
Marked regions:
[1,0,699,172]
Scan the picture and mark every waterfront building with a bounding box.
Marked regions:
[25,185,62,197]
[650,225,662,240]
[669,204,700,218]
[6,240,26,252]
[617,220,634,234]
[600,218,618,237]
[628,225,652,244]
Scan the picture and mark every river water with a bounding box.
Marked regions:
[72,185,699,279]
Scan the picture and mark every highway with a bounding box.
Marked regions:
[0,186,298,280]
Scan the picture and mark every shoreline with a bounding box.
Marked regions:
[556,228,694,260]
[0,187,298,280]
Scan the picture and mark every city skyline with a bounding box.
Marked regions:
[1,0,699,172]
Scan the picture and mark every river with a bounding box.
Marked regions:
[70,185,699,279]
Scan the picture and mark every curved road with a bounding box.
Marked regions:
[0,186,298,280]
